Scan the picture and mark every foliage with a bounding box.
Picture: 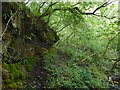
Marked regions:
[43,46,110,88]
[2,56,38,88]
[2,1,119,89]
[40,1,118,88]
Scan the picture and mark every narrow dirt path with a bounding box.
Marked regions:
[25,57,51,88]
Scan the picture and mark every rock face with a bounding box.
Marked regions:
[2,2,59,63]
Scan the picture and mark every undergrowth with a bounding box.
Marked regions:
[43,46,111,88]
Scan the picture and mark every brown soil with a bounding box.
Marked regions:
[25,57,51,88]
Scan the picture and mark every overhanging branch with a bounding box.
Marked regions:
[39,1,115,19]
[79,0,114,19]
[93,0,112,14]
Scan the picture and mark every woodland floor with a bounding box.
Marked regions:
[25,57,51,88]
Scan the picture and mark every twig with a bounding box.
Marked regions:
[40,2,58,18]
[93,0,112,14]
[38,0,114,20]
[57,24,70,33]
[79,36,117,64]
[102,35,117,56]
[79,1,115,19]
[1,10,18,39]
[79,51,100,63]
[82,12,116,19]
[79,34,117,64]
[111,59,120,70]
[38,2,46,12]
[79,47,111,64]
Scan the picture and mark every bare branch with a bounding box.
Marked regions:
[1,10,18,39]
[93,0,112,14]
[79,35,117,64]
[57,24,70,33]
[80,1,114,19]
[39,1,114,20]
[89,13,117,19]
[79,47,111,64]
[79,51,100,63]
[40,2,58,17]
[72,2,81,7]
[111,59,120,70]
[102,34,117,56]
[38,2,46,12]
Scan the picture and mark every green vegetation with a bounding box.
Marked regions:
[2,57,37,88]
[43,46,109,88]
[41,1,119,88]
[2,1,120,89]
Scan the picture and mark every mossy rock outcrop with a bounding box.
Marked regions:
[2,2,59,63]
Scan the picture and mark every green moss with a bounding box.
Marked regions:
[22,57,37,71]
[47,30,56,41]
[4,79,11,84]
[26,64,32,71]
[19,72,26,80]
[3,56,38,88]
[9,73,14,81]
[8,83,17,88]
[2,62,9,70]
